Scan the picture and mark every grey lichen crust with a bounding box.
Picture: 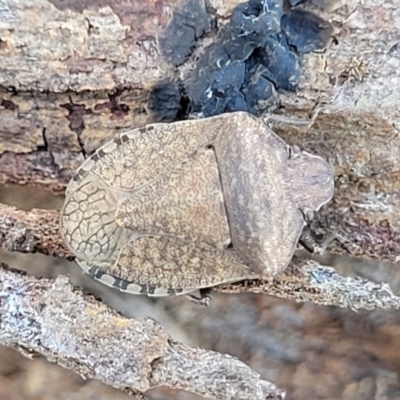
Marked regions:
[0,268,285,400]
[60,112,334,296]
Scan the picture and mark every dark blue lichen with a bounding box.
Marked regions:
[154,0,333,120]
[281,8,333,53]
[242,64,278,114]
[159,0,211,66]
[185,42,246,116]
[146,80,182,122]
[253,33,302,92]
[225,92,249,113]
[226,0,282,61]
[289,0,304,6]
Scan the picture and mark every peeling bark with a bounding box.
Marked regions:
[1,0,399,398]
[0,204,68,258]
[1,0,399,264]
[0,266,285,400]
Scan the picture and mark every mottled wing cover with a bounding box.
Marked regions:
[60,114,233,272]
[100,234,255,296]
[116,149,231,248]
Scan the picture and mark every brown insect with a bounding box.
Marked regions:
[60,112,334,298]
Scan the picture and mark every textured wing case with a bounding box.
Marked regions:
[88,234,254,296]
[60,112,334,294]
[60,115,241,295]
[116,149,231,248]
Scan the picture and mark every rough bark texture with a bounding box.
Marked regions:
[267,113,400,264]
[0,0,400,398]
[1,0,399,264]
[0,204,68,258]
[0,266,284,400]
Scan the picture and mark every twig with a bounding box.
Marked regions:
[0,204,68,258]
[1,203,399,311]
[215,259,400,311]
[0,265,285,400]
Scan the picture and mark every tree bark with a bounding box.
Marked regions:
[0,266,285,399]
[1,0,399,263]
[1,0,400,397]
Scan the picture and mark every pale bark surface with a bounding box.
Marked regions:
[0,0,400,399]
[0,266,284,400]
[0,0,399,262]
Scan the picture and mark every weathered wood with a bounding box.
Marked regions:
[0,0,213,162]
[1,0,399,264]
[1,1,399,398]
[0,0,174,91]
[0,204,67,258]
[0,267,284,400]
